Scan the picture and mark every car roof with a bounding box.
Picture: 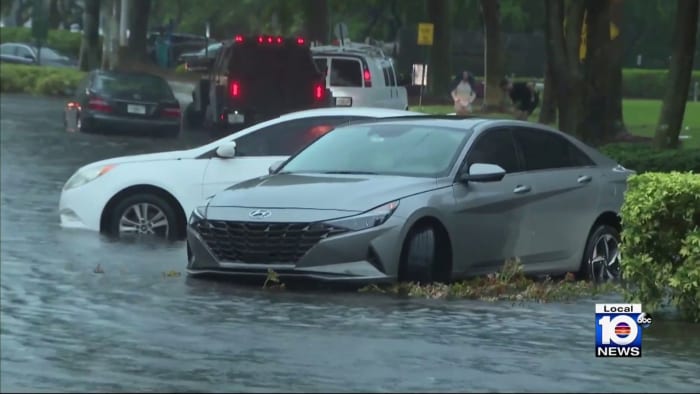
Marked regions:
[347,116,490,130]
[276,107,423,119]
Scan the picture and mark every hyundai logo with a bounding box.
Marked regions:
[249,209,271,218]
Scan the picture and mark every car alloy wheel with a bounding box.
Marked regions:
[587,232,621,283]
[118,202,170,238]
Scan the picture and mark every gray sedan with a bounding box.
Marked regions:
[186,117,634,284]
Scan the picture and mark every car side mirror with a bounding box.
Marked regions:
[216,141,237,158]
[269,160,285,174]
[460,163,506,183]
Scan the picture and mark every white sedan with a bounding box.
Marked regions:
[59,107,421,240]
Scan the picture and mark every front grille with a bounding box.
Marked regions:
[194,220,349,264]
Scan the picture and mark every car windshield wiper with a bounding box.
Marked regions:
[320,170,379,175]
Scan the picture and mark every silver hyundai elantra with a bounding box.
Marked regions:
[186,117,634,284]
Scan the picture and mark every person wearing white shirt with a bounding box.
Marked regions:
[451,71,477,116]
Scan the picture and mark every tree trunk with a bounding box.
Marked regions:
[538,59,557,124]
[653,0,699,149]
[304,0,328,44]
[581,0,612,145]
[480,0,504,110]
[544,0,586,138]
[126,0,150,65]
[48,0,61,28]
[606,0,626,138]
[426,0,452,98]
[100,0,110,69]
[78,0,100,71]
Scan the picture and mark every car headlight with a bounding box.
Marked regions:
[63,164,116,191]
[325,201,399,231]
[189,196,213,224]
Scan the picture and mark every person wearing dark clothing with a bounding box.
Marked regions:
[500,78,539,120]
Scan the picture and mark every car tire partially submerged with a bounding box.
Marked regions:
[400,226,439,284]
[108,193,179,241]
[580,224,622,283]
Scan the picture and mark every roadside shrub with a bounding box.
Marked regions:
[0,63,85,96]
[620,172,700,322]
[0,27,92,58]
[600,143,700,173]
[623,69,700,99]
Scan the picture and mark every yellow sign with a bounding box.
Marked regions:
[580,19,620,60]
[417,23,434,46]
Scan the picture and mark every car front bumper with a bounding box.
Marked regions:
[186,216,406,284]
[58,178,116,232]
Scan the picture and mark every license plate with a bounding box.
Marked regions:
[227,113,245,124]
[127,104,146,115]
[335,97,352,106]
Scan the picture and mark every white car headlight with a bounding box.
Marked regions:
[325,201,400,231]
[63,164,117,191]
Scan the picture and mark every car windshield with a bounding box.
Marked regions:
[197,43,221,56]
[33,47,64,60]
[95,73,175,101]
[280,123,471,178]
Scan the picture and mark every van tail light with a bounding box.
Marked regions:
[161,106,181,118]
[229,80,241,98]
[314,83,325,101]
[88,97,112,113]
[234,35,244,43]
[297,37,306,45]
[363,69,372,87]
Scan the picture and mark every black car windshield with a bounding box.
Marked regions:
[95,74,175,101]
[281,123,471,178]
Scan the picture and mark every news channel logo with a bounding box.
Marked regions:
[595,303,653,357]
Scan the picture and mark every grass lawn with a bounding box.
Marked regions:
[415,99,700,148]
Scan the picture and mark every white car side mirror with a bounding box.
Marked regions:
[216,141,237,158]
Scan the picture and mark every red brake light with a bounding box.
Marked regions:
[234,35,244,43]
[363,69,372,87]
[267,36,273,43]
[229,80,240,97]
[297,37,306,45]
[314,83,325,101]
[88,97,112,113]
[258,36,264,43]
[161,106,181,118]
[276,36,283,44]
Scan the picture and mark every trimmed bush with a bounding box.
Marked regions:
[600,143,700,173]
[0,63,86,96]
[620,172,700,322]
[0,27,90,58]
[623,68,700,100]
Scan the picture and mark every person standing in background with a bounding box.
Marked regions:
[450,70,477,116]
[500,77,540,120]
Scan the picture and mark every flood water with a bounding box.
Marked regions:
[1,94,699,392]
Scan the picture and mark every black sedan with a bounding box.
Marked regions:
[64,70,182,138]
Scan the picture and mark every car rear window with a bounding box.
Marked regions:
[329,58,362,87]
[94,74,175,101]
[230,45,319,79]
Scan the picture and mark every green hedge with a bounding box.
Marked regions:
[623,69,700,100]
[0,63,86,96]
[620,172,700,322]
[600,143,700,173]
[0,26,102,59]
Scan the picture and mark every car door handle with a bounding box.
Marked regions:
[513,185,531,194]
[577,175,592,184]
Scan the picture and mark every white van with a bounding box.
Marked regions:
[312,43,409,110]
